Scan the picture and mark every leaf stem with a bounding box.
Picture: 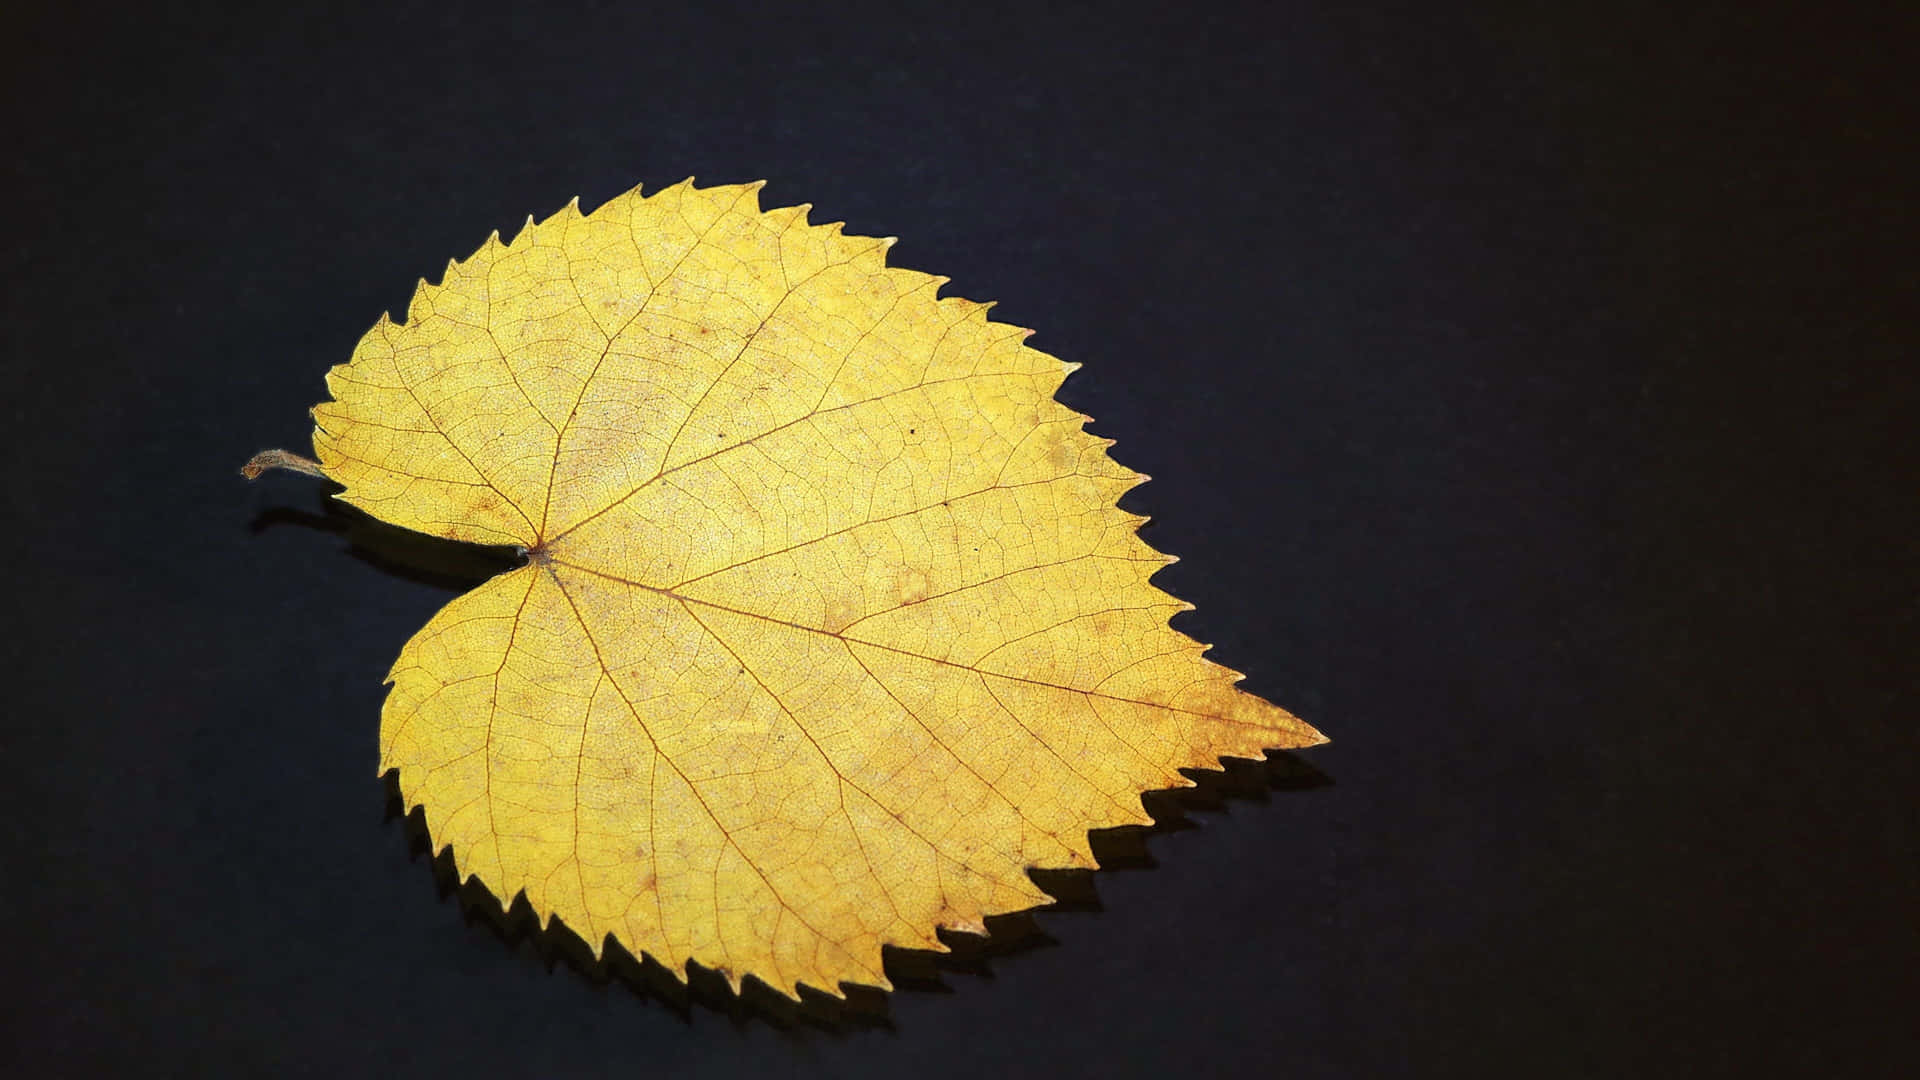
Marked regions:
[240,449,327,480]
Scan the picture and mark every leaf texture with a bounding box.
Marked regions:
[309,179,1324,997]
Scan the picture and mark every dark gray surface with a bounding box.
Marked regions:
[4,2,1912,1075]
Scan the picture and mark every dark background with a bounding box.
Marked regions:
[4,1,1913,1076]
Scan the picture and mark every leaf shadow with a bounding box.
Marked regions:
[250,494,524,592]
[258,488,1334,1032]
[382,753,1331,1034]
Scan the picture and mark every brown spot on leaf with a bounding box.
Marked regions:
[823,594,862,635]
[895,567,931,606]
[1048,437,1078,471]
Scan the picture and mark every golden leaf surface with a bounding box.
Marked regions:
[304,179,1324,997]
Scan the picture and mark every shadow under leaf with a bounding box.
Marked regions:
[381,750,1331,1033]
[251,492,523,593]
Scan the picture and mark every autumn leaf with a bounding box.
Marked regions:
[246,179,1324,999]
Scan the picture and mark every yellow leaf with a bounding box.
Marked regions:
[258,179,1324,998]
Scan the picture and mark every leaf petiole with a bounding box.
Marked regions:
[240,449,326,480]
